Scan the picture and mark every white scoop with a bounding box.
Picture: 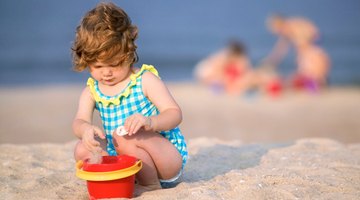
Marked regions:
[115,126,128,136]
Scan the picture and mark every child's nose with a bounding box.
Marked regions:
[103,67,112,76]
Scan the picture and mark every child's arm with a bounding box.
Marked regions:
[124,72,182,135]
[73,87,105,151]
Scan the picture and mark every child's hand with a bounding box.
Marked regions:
[124,114,152,135]
[82,125,105,152]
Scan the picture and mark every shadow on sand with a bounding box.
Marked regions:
[182,142,292,183]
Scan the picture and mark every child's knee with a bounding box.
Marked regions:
[74,141,91,161]
[112,134,124,147]
[112,132,145,155]
[113,128,145,143]
[112,134,130,152]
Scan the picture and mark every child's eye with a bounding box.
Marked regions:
[110,62,121,67]
[92,65,103,69]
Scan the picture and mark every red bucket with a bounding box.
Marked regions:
[76,155,142,199]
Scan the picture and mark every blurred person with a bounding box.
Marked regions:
[266,14,330,92]
[194,40,256,95]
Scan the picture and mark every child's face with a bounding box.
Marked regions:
[89,60,131,86]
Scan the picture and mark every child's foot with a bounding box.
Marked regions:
[134,183,162,196]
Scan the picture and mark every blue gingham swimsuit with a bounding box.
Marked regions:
[87,64,188,168]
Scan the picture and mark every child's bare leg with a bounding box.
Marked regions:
[112,130,182,190]
[74,141,92,161]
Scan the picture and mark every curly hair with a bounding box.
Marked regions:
[72,2,138,71]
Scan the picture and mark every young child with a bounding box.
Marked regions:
[71,2,187,191]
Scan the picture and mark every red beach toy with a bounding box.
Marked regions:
[76,155,142,199]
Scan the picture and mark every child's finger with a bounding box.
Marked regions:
[128,119,135,135]
[124,117,132,132]
[84,140,96,152]
[132,122,142,135]
[88,136,100,147]
[93,126,105,139]
[83,141,91,151]
[129,118,141,135]
[125,116,136,133]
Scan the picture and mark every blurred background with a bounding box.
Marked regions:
[1,0,359,85]
[0,0,359,144]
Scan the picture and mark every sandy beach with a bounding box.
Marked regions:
[1,83,360,199]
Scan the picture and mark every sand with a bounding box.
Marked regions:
[1,83,360,199]
[1,138,359,199]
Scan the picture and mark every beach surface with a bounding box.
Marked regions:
[1,138,359,199]
[1,83,360,199]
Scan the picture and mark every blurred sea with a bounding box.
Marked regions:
[1,0,359,86]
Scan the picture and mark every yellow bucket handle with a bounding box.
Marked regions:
[76,160,142,181]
